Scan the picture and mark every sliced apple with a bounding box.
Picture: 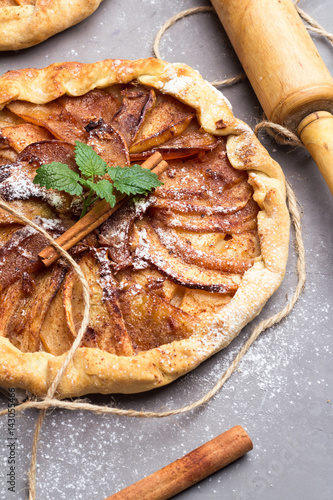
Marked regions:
[0,108,25,129]
[149,142,249,213]
[150,198,259,233]
[0,199,55,226]
[130,119,218,161]
[0,147,17,165]
[149,221,255,274]
[177,288,235,316]
[129,93,195,153]
[0,220,65,293]
[18,140,76,170]
[133,221,242,293]
[118,280,194,352]
[0,123,54,152]
[39,284,74,356]
[0,279,25,340]
[0,160,73,215]
[87,119,130,167]
[111,87,156,147]
[130,149,201,161]
[0,279,31,352]
[0,224,22,247]
[58,89,121,127]
[6,100,87,144]
[22,265,68,352]
[168,227,261,261]
[2,265,66,352]
[99,199,145,270]
[150,178,253,215]
[63,250,134,355]
[158,119,218,149]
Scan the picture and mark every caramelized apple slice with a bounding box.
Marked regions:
[151,199,259,233]
[0,224,22,247]
[111,87,156,147]
[129,94,195,153]
[130,119,218,160]
[159,119,218,150]
[177,288,235,316]
[58,89,121,127]
[0,108,25,129]
[6,100,87,144]
[0,198,55,225]
[131,149,201,161]
[149,143,249,212]
[2,266,66,352]
[39,282,73,356]
[173,228,260,260]
[63,250,134,355]
[118,279,194,352]
[0,147,17,165]
[0,161,73,216]
[149,222,256,273]
[157,142,247,189]
[0,219,65,293]
[150,179,253,215]
[98,199,148,270]
[0,123,54,152]
[87,119,130,167]
[23,265,68,352]
[18,140,76,171]
[0,279,25,341]
[133,221,242,293]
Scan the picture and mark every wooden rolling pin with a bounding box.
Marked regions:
[105,425,253,500]
[211,0,333,195]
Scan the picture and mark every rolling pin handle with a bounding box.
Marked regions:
[298,111,333,195]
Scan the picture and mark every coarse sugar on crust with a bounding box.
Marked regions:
[0,59,290,397]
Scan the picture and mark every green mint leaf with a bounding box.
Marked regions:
[33,163,82,196]
[74,141,107,178]
[77,177,92,189]
[106,164,162,196]
[85,179,116,207]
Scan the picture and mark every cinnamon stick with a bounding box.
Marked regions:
[39,152,167,267]
[105,425,253,500]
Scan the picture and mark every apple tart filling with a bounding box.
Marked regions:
[0,84,260,357]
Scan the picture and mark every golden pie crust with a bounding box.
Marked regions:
[0,0,103,51]
[0,58,290,397]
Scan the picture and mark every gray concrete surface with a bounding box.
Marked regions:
[0,1,332,499]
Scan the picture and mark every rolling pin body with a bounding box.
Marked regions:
[211,0,333,128]
[212,0,333,194]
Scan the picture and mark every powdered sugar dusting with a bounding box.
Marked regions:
[0,164,65,210]
[162,75,194,94]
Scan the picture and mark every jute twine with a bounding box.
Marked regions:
[153,6,246,87]
[1,1,331,498]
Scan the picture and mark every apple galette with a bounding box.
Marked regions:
[0,59,290,397]
[0,0,103,51]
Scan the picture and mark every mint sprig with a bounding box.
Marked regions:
[107,164,162,196]
[33,141,162,218]
[33,162,83,197]
[74,140,107,177]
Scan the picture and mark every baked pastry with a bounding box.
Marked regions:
[0,0,103,51]
[0,58,290,397]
